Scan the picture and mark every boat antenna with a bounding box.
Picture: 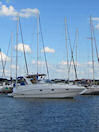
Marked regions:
[39,17,50,79]
[19,17,29,75]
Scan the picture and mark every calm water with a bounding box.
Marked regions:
[0,95,99,132]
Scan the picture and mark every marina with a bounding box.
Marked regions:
[0,0,99,131]
[0,15,98,98]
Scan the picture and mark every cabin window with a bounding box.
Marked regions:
[40,89,43,91]
[51,89,54,91]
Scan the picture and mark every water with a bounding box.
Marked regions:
[0,95,99,132]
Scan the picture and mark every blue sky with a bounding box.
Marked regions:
[0,0,99,79]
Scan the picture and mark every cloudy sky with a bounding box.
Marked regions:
[0,0,99,79]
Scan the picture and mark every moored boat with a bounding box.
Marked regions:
[10,74,85,98]
[80,85,99,95]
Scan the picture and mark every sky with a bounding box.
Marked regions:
[0,0,99,79]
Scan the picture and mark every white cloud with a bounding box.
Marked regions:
[32,60,45,65]
[20,8,39,18]
[0,5,17,16]
[41,47,55,53]
[0,69,9,74]
[88,61,92,65]
[15,43,31,53]
[87,61,99,67]
[38,61,45,65]
[11,64,19,69]
[60,61,79,66]
[92,17,99,21]
[0,3,40,19]
[95,24,99,30]
[61,61,68,65]
[32,60,36,64]
[0,52,10,61]
[91,17,99,30]
[49,64,65,73]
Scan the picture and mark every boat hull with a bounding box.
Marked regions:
[11,84,85,98]
[0,85,13,93]
[81,86,99,95]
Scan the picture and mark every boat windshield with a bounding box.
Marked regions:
[26,74,46,84]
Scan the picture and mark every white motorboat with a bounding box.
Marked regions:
[10,74,85,98]
[9,17,85,98]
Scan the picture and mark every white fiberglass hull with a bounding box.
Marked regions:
[12,84,85,98]
[80,85,99,95]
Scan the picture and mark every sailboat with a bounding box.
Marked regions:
[10,15,85,98]
[81,16,99,95]
[0,34,13,93]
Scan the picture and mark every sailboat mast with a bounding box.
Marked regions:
[0,49,5,77]
[67,29,78,80]
[19,17,29,75]
[37,15,39,75]
[16,15,19,84]
[10,32,13,78]
[39,17,50,79]
[75,29,78,71]
[90,16,95,82]
[65,17,69,81]
[91,21,99,63]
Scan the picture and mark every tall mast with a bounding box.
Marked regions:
[0,49,5,77]
[91,21,99,63]
[10,32,13,78]
[16,15,19,84]
[37,15,39,75]
[19,17,29,75]
[65,17,69,81]
[39,17,50,79]
[67,28,78,80]
[75,29,78,71]
[90,16,95,82]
